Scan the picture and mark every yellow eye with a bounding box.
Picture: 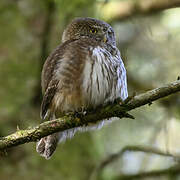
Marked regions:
[90,28,97,34]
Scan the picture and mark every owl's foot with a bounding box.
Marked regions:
[74,111,87,118]
[110,95,135,119]
[65,110,87,119]
[104,98,123,107]
[114,97,124,105]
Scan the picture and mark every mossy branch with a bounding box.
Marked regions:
[0,80,180,150]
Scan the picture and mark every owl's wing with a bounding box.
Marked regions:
[42,45,63,92]
[40,40,75,120]
[40,79,58,119]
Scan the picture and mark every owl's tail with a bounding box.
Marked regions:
[36,133,59,160]
[36,113,60,159]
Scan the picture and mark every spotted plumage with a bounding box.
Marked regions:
[36,17,128,159]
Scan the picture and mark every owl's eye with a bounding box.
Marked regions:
[90,28,98,34]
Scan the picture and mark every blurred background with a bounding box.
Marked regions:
[0,0,180,179]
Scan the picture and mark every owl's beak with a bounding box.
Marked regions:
[103,33,108,43]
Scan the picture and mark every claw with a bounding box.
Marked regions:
[73,111,87,118]
[114,97,123,105]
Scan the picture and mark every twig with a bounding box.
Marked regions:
[90,145,180,180]
[114,166,180,180]
[0,80,179,150]
[96,145,180,173]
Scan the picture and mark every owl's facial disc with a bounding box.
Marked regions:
[62,17,116,46]
[88,25,108,42]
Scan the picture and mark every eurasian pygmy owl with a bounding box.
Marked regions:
[36,17,128,159]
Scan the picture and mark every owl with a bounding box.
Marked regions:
[36,17,128,159]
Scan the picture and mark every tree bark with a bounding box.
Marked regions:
[0,80,180,150]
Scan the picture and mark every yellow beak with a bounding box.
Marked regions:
[103,35,108,43]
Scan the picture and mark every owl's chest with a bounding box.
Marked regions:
[82,46,120,107]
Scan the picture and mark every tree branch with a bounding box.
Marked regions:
[101,0,180,22]
[113,166,180,180]
[0,80,180,150]
[93,145,180,177]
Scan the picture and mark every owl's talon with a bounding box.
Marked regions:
[73,111,87,118]
[114,97,123,105]
[105,98,123,107]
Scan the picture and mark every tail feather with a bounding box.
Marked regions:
[36,133,59,160]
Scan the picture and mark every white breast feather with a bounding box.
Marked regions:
[57,46,128,143]
[83,46,128,105]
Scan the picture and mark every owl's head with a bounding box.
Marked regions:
[62,17,116,46]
